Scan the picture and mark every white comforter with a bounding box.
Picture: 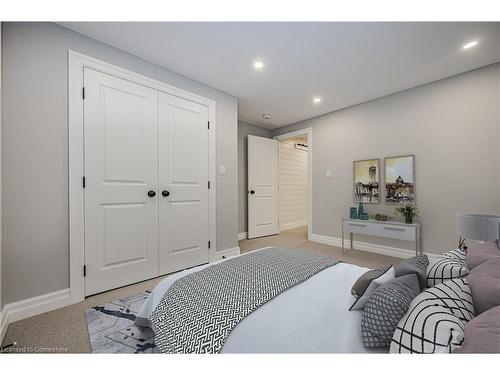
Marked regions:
[135,249,386,353]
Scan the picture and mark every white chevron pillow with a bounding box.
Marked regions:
[390,278,475,354]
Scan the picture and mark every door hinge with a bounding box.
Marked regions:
[83,265,87,277]
[207,121,210,130]
[208,181,211,189]
[208,241,211,249]
[82,87,85,100]
[82,176,86,188]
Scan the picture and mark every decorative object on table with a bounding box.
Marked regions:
[359,213,369,220]
[456,213,500,249]
[374,213,393,221]
[394,203,419,224]
[353,159,380,204]
[384,155,415,204]
[349,207,358,219]
[357,202,365,218]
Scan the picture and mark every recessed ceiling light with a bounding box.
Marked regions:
[313,97,322,104]
[253,61,264,69]
[462,41,478,50]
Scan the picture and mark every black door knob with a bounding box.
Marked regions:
[147,190,156,197]
[162,190,170,197]
[250,190,255,195]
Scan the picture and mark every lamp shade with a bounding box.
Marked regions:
[456,214,500,241]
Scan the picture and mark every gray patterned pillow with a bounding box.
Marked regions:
[361,274,420,348]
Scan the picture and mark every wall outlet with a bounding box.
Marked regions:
[219,165,226,175]
[325,170,332,178]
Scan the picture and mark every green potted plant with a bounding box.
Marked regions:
[395,203,420,224]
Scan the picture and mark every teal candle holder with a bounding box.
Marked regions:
[350,207,358,219]
[358,203,365,219]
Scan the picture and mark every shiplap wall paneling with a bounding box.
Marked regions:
[279,138,308,230]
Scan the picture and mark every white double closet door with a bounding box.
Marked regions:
[84,68,209,296]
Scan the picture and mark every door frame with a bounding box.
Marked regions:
[68,51,217,303]
[273,128,313,241]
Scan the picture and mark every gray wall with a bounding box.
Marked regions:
[272,63,500,254]
[0,23,3,309]
[238,121,272,234]
[2,22,238,304]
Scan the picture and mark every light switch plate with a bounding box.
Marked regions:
[325,170,332,178]
[219,165,226,175]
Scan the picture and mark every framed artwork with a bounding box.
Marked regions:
[384,155,415,204]
[353,159,380,203]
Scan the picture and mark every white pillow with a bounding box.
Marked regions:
[390,278,475,353]
[349,266,395,310]
[443,248,467,262]
[427,255,468,287]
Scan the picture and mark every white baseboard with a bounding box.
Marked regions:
[4,289,71,326]
[239,221,308,239]
[310,233,430,259]
[211,246,241,261]
[0,306,9,345]
[310,233,343,247]
[279,220,308,232]
[0,289,71,344]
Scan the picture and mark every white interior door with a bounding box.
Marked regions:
[84,68,159,295]
[158,92,210,274]
[247,135,279,238]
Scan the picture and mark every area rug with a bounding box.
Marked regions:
[85,291,159,353]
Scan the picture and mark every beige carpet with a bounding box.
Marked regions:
[1,226,400,353]
[239,226,401,269]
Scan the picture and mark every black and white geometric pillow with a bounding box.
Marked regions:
[444,248,467,263]
[390,278,475,353]
[426,255,469,287]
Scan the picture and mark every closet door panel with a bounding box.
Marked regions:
[83,68,159,296]
[158,93,209,274]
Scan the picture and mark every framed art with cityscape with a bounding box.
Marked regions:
[353,159,380,203]
[384,155,415,204]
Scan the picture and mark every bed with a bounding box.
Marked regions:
[135,247,386,353]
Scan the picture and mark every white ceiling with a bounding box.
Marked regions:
[59,22,500,129]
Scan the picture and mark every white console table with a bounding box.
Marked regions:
[342,218,421,256]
